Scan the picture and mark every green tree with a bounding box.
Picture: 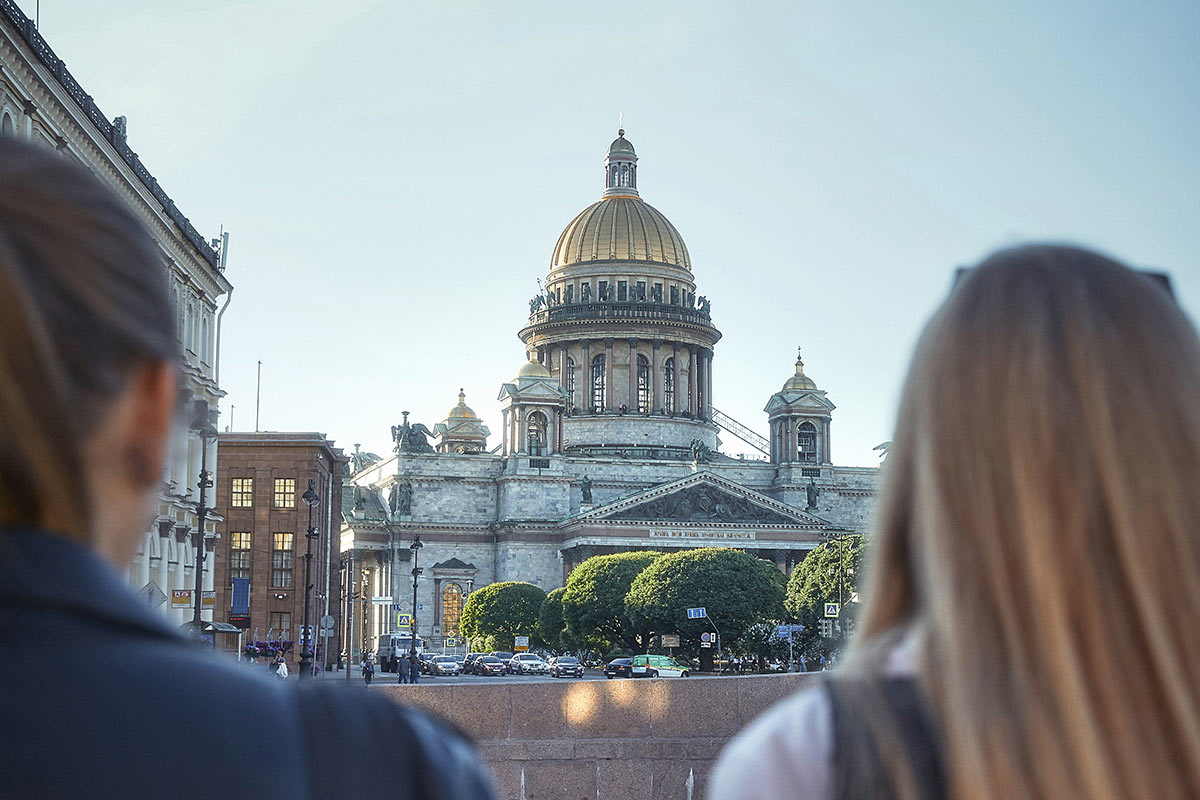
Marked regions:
[459,581,546,650]
[538,587,571,653]
[561,551,664,652]
[785,536,866,658]
[624,548,786,654]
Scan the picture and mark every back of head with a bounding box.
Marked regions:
[855,245,1200,798]
[0,140,176,540]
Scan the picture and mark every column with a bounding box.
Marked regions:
[582,340,591,410]
[627,338,638,409]
[501,409,508,454]
[672,343,681,414]
[652,339,662,412]
[688,345,698,414]
[823,420,832,465]
[560,344,570,389]
[704,350,714,420]
[604,339,614,411]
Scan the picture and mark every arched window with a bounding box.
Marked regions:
[1,113,13,137]
[528,411,548,456]
[664,357,675,411]
[591,354,606,411]
[441,583,463,636]
[565,356,576,407]
[637,354,650,413]
[798,421,818,462]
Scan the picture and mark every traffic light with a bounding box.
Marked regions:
[818,619,834,638]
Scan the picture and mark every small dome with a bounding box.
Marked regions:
[783,347,818,391]
[609,130,635,155]
[517,357,552,378]
[447,389,477,419]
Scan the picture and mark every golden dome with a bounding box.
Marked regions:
[447,389,477,419]
[550,195,691,270]
[517,357,552,378]
[783,347,818,391]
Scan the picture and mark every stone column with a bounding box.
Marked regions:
[500,409,508,454]
[672,343,681,413]
[688,345,698,414]
[652,339,662,412]
[704,350,714,420]
[823,420,832,465]
[627,338,638,410]
[604,338,614,411]
[560,344,570,390]
[582,340,592,409]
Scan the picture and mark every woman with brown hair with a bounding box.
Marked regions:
[0,139,495,798]
[710,245,1200,799]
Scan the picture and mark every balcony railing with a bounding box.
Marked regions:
[0,0,221,272]
[526,300,714,328]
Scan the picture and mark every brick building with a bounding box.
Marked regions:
[214,433,347,670]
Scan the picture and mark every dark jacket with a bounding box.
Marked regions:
[0,527,496,800]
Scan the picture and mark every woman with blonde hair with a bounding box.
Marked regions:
[0,139,495,799]
[710,245,1200,799]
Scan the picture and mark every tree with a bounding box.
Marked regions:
[538,587,571,653]
[624,548,786,656]
[561,551,664,652]
[785,536,866,658]
[459,581,546,650]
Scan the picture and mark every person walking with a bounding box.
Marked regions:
[0,140,495,798]
[408,653,421,685]
[361,656,374,686]
[274,655,289,680]
[711,245,1200,799]
[797,654,807,674]
[398,655,409,685]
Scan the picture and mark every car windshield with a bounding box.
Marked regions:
[434,656,455,662]
[482,657,502,663]
[493,652,513,659]
[517,654,538,660]
[610,659,631,665]
[558,658,579,664]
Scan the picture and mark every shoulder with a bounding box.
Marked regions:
[708,682,833,800]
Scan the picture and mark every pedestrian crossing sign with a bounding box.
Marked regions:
[824,602,840,618]
[396,613,412,628]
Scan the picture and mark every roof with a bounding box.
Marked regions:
[550,195,691,270]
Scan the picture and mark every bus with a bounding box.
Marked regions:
[377,633,424,673]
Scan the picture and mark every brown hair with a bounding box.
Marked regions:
[0,139,177,539]
[850,245,1200,798]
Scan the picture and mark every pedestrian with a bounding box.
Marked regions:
[797,654,807,674]
[275,655,289,680]
[0,140,495,798]
[711,245,1200,799]
[361,655,374,686]
[398,655,409,685]
[408,653,421,685]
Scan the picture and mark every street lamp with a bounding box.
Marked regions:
[463,577,474,652]
[299,479,320,679]
[409,535,423,657]
[190,400,218,638]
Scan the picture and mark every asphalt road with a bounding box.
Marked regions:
[375,669,612,684]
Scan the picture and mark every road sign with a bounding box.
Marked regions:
[700,632,712,643]
[660,634,680,648]
[446,637,457,647]
[700,641,712,648]
[514,635,530,652]
[299,625,313,642]
[396,613,413,628]
[776,624,791,638]
[371,596,393,605]
[171,590,192,608]
[202,591,215,608]
[320,614,335,629]
[139,581,167,608]
[687,607,707,619]
[824,602,840,618]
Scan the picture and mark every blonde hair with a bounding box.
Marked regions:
[851,245,1200,798]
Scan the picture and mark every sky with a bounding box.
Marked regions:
[29,0,1200,466]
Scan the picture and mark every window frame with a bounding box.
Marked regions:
[230,477,254,508]
[273,477,296,509]
[271,532,295,588]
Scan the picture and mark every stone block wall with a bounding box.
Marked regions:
[380,673,817,800]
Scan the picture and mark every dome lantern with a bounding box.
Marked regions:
[602,128,639,198]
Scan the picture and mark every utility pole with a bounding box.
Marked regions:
[299,480,320,679]
[409,536,423,656]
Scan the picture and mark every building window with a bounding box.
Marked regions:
[230,478,253,508]
[664,357,675,410]
[652,283,663,303]
[230,532,251,581]
[637,354,650,413]
[269,611,292,641]
[527,411,548,456]
[617,280,627,301]
[670,285,680,305]
[441,583,463,636]
[637,281,646,301]
[565,356,576,407]
[798,422,818,462]
[564,285,573,304]
[591,354,606,411]
[273,478,296,508]
[271,533,294,588]
[598,280,609,301]
[1,113,13,137]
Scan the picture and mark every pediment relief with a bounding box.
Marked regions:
[607,484,797,525]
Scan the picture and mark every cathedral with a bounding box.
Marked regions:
[339,131,880,658]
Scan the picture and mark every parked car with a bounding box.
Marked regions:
[604,658,633,679]
[549,656,584,678]
[631,654,690,678]
[509,653,550,674]
[476,656,507,676]
[429,655,461,676]
[463,653,485,674]
[489,651,515,673]
[419,652,443,674]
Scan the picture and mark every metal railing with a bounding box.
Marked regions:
[526,300,714,328]
[0,0,220,271]
[710,407,770,456]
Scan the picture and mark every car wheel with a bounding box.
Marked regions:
[606,674,613,679]
[648,670,658,678]
[681,671,689,677]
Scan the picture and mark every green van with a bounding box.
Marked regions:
[631,654,690,678]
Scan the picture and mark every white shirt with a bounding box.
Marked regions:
[708,634,919,800]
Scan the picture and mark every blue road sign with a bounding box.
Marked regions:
[686,607,707,619]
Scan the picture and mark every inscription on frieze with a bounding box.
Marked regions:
[649,529,755,541]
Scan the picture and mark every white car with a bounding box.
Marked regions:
[631,654,691,678]
[509,653,550,674]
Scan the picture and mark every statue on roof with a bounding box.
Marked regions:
[392,411,434,454]
[697,296,711,315]
[690,438,712,463]
[806,478,819,510]
[350,443,382,474]
[580,474,593,504]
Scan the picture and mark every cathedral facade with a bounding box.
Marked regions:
[339,131,879,659]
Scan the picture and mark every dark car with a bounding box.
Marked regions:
[477,656,507,676]
[550,656,584,678]
[463,653,485,674]
[604,658,633,679]
[489,651,515,673]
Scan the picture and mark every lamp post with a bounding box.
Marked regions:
[190,400,218,638]
[299,479,320,679]
[409,535,423,657]
[463,577,474,653]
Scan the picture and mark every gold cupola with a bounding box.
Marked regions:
[782,347,818,391]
